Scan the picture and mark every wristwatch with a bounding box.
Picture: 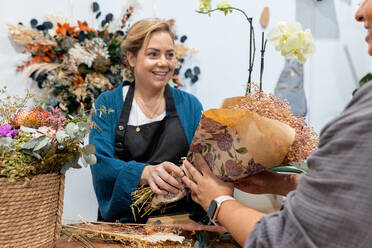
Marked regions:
[207,195,235,224]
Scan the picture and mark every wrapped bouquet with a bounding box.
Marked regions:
[0,87,97,183]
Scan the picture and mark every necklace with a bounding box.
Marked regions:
[134,94,164,133]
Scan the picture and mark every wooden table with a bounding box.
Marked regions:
[56,214,239,247]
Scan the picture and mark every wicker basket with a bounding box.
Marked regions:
[0,173,65,248]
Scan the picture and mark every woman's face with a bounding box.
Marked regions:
[128,31,175,90]
[356,0,372,55]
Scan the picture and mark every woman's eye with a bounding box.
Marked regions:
[148,52,157,57]
[167,53,175,59]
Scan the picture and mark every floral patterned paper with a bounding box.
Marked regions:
[187,114,265,182]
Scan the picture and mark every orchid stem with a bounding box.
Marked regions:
[259,32,267,92]
[197,7,256,96]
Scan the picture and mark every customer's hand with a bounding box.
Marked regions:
[235,171,301,196]
[182,153,234,211]
[140,162,185,195]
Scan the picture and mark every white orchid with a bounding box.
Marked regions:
[267,21,315,64]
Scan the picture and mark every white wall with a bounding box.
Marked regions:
[0,0,370,220]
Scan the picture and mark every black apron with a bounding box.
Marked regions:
[100,82,190,223]
[114,82,189,165]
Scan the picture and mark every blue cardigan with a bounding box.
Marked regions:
[89,83,203,222]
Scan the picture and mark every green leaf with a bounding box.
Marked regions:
[235,147,248,154]
[33,136,50,151]
[220,164,226,176]
[359,73,372,87]
[227,151,234,158]
[269,165,307,174]
[20,126,37,133]
[22,136,44,149]
[60,155,80,174]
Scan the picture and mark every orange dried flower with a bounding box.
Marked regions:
[77,21,97,33]
[73,73,84,86]
[23,107,51,128]
[10,109,29,127]
[56,23,77,36]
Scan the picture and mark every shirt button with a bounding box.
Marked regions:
[116,142,123,146]
[118,125,124,131]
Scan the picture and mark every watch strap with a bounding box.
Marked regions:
[211,195,235,223]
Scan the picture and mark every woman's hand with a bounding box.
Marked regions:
[182,153,234,211]
[234,171,301,196]
[140,162,184,195]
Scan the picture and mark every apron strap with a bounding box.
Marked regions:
[164,84,177,117]
[117,81,135,129]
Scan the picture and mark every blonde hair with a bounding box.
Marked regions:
[122,18,175,57]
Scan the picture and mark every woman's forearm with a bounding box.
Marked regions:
[271,173,301,196]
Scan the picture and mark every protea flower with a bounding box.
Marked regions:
[10,109,29,127]
[23,107,51,128]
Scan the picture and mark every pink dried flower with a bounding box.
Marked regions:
[46,106,66,130]
[229,85,318,163]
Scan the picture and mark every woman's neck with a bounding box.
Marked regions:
[133,82,165,118]
[134,83,165,103]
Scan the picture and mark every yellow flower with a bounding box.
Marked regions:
[199,0,212,14]
[267,21,315,64]
[217,0,232,15]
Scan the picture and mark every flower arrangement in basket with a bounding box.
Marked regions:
[131,0,318,218]
[0,86,100,248]
[8,0,201,115]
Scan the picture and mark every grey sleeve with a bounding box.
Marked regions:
[245,83,372,248]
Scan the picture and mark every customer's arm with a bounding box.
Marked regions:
[182,154,265,246]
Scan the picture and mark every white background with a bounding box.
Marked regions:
[0,0,370,221]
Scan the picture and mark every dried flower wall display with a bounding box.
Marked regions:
[8,1,201,115]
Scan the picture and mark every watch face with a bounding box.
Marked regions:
[207,200,218,220]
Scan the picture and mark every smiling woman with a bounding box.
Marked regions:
[89,19,204,223]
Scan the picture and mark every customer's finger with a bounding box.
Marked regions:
[194,153,212,176]
[182,174,198,193]
[184,160,203,183]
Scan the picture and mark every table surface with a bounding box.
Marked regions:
[56,214,239,247]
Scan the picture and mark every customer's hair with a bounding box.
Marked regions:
[122,18,175,57]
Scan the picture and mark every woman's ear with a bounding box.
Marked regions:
[126,51,136,68]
